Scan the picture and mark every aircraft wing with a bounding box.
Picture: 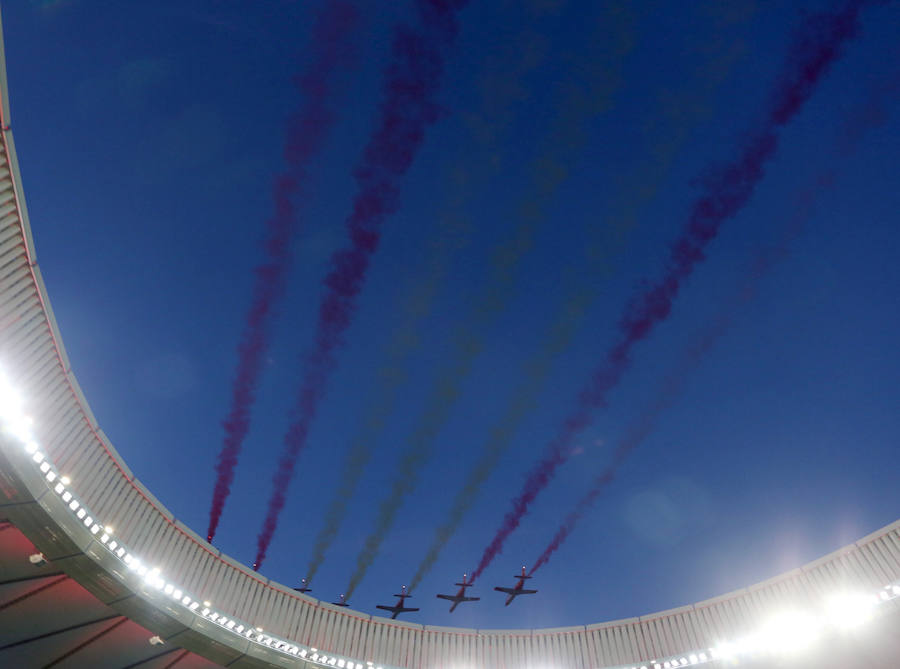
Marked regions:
[518,589,537,595]
[375,605,401,620]
[494,586,516,595]
[436,594,457,601]
[376,604,419,619]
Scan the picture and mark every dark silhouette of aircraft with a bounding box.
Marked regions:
[332,593,349,607]
[375,585,420,619]
[493,566,537,606]
[293,578,312,593]
[436,573,480,613]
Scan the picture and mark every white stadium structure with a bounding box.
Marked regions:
[0,16,898,669]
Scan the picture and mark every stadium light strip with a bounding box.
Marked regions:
[0,370,388,669]
[2,369,897,669]
[607,574,898,667]
[608,583,899,669]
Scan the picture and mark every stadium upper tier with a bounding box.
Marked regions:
[0,16,898,669]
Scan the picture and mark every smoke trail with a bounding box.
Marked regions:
[345,0,636,599]
[207,2,359,543]
[407,0,755,592]
[303,20,553,586]
[253,0,470,570]
[529,64,900,575]
[471,0,876,582]
[531,189,819,574]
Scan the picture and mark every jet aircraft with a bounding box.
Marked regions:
[436,573,480,613]
[493,566,537,606]
[293,578,312,593]
[375,585,420,619]
[332,593,349,607]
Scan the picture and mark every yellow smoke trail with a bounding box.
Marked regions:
[347,0,637,598]
[408,0,757,591]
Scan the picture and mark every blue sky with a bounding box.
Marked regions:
[4,0,898,630]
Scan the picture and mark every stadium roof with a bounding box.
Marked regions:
[0,6,898,668]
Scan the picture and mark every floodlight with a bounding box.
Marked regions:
[0,382,23,414]
[5,417,33,443]
[757,610,820,654]
[825,592,876,630]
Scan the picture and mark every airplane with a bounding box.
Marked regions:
[292,578,312,593]
[375,585,420,619]
[493,566,537,606]
[436,572,480,613]
[332,593,349,607]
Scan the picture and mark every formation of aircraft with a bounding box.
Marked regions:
[375,585,420,619]
[493,566,538,606]
[280,567,538,615]
[436,573,480,613]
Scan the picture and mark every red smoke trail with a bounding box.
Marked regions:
[528,64,900,576]
[207,2,359,543]
[253,0,470,570]
[530,189,818,575]
[471,0,876,582]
